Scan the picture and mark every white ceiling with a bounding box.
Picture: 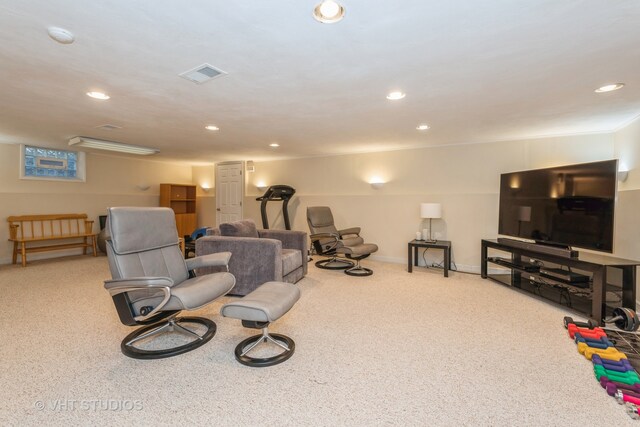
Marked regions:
[0,0,639,164]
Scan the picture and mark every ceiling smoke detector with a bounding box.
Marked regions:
[47,27,75,44]
[179,63,227,84]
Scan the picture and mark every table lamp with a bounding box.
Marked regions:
[420,203,442,243]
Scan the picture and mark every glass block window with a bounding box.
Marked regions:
[20,145,85,181]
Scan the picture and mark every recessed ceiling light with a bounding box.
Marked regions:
[386,91,406,100]
[47,27,74,44]
[269,143,280,148]
[416,124,430,131]
[595,83,625,93]
[313,1,345,23]
[205,125,219,131]
[86,91,110,100]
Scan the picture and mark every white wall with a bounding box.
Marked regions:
[613,116,640,262]
[239,133,618,271]
[0,143,192,264]
[7,117,635,271]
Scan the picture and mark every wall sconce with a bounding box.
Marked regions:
[136,184,150,191]
[369,177,385,189]
[618,170,629,183]
[256,181,268,192]
[201,184,211,193]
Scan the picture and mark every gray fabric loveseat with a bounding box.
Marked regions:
[195,219,307,296]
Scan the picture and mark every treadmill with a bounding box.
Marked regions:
[256,185,296,229]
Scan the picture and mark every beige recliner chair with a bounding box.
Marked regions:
[306,206,378,276]
[103,207,235,359]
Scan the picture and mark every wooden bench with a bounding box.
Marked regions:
[7,214,98,267]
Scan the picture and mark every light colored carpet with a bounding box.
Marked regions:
[0,255,635,426]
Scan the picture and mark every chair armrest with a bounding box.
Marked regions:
[258,229,306,249]
[103,277,173,322]
[258,229,308,275]
[309,232,342,253]
[338,227,361,237]
[185,251,231,271]
[104,277,174,294]
[309,232,339,242]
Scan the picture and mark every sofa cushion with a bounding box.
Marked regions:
[281,248,302,276]
[219,220,259,238]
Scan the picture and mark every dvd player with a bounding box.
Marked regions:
[539,268,589,284]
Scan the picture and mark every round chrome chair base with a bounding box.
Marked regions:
[234,333,295,367]
[345,266,373,276]
[315,258,354,270]
[121,316,216,359]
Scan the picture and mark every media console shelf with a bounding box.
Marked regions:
[481,239,638,326]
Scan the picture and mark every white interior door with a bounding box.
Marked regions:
[215,162,244,225]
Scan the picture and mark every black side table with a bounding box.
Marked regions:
[408,239,452,277]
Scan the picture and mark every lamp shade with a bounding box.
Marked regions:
[420,203,442,219]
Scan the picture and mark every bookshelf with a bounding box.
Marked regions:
[160,183,197,238]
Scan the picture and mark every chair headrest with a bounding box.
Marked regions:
[107,207,179,254]
[307,206,334,227]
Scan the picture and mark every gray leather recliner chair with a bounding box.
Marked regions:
[103,207,236,359]
[306,206,378,276]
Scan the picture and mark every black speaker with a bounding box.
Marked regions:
[497,238,579,258]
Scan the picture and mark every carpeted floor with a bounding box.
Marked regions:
[0,255,635,426]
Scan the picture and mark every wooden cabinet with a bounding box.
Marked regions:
[160,183,197,238]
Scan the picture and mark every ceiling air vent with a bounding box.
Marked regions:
[96,124,122,131]
[179,63,227,84]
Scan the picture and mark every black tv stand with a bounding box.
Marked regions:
[481,239,638,326]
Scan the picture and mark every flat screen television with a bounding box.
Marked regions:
[498,159,617,253]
